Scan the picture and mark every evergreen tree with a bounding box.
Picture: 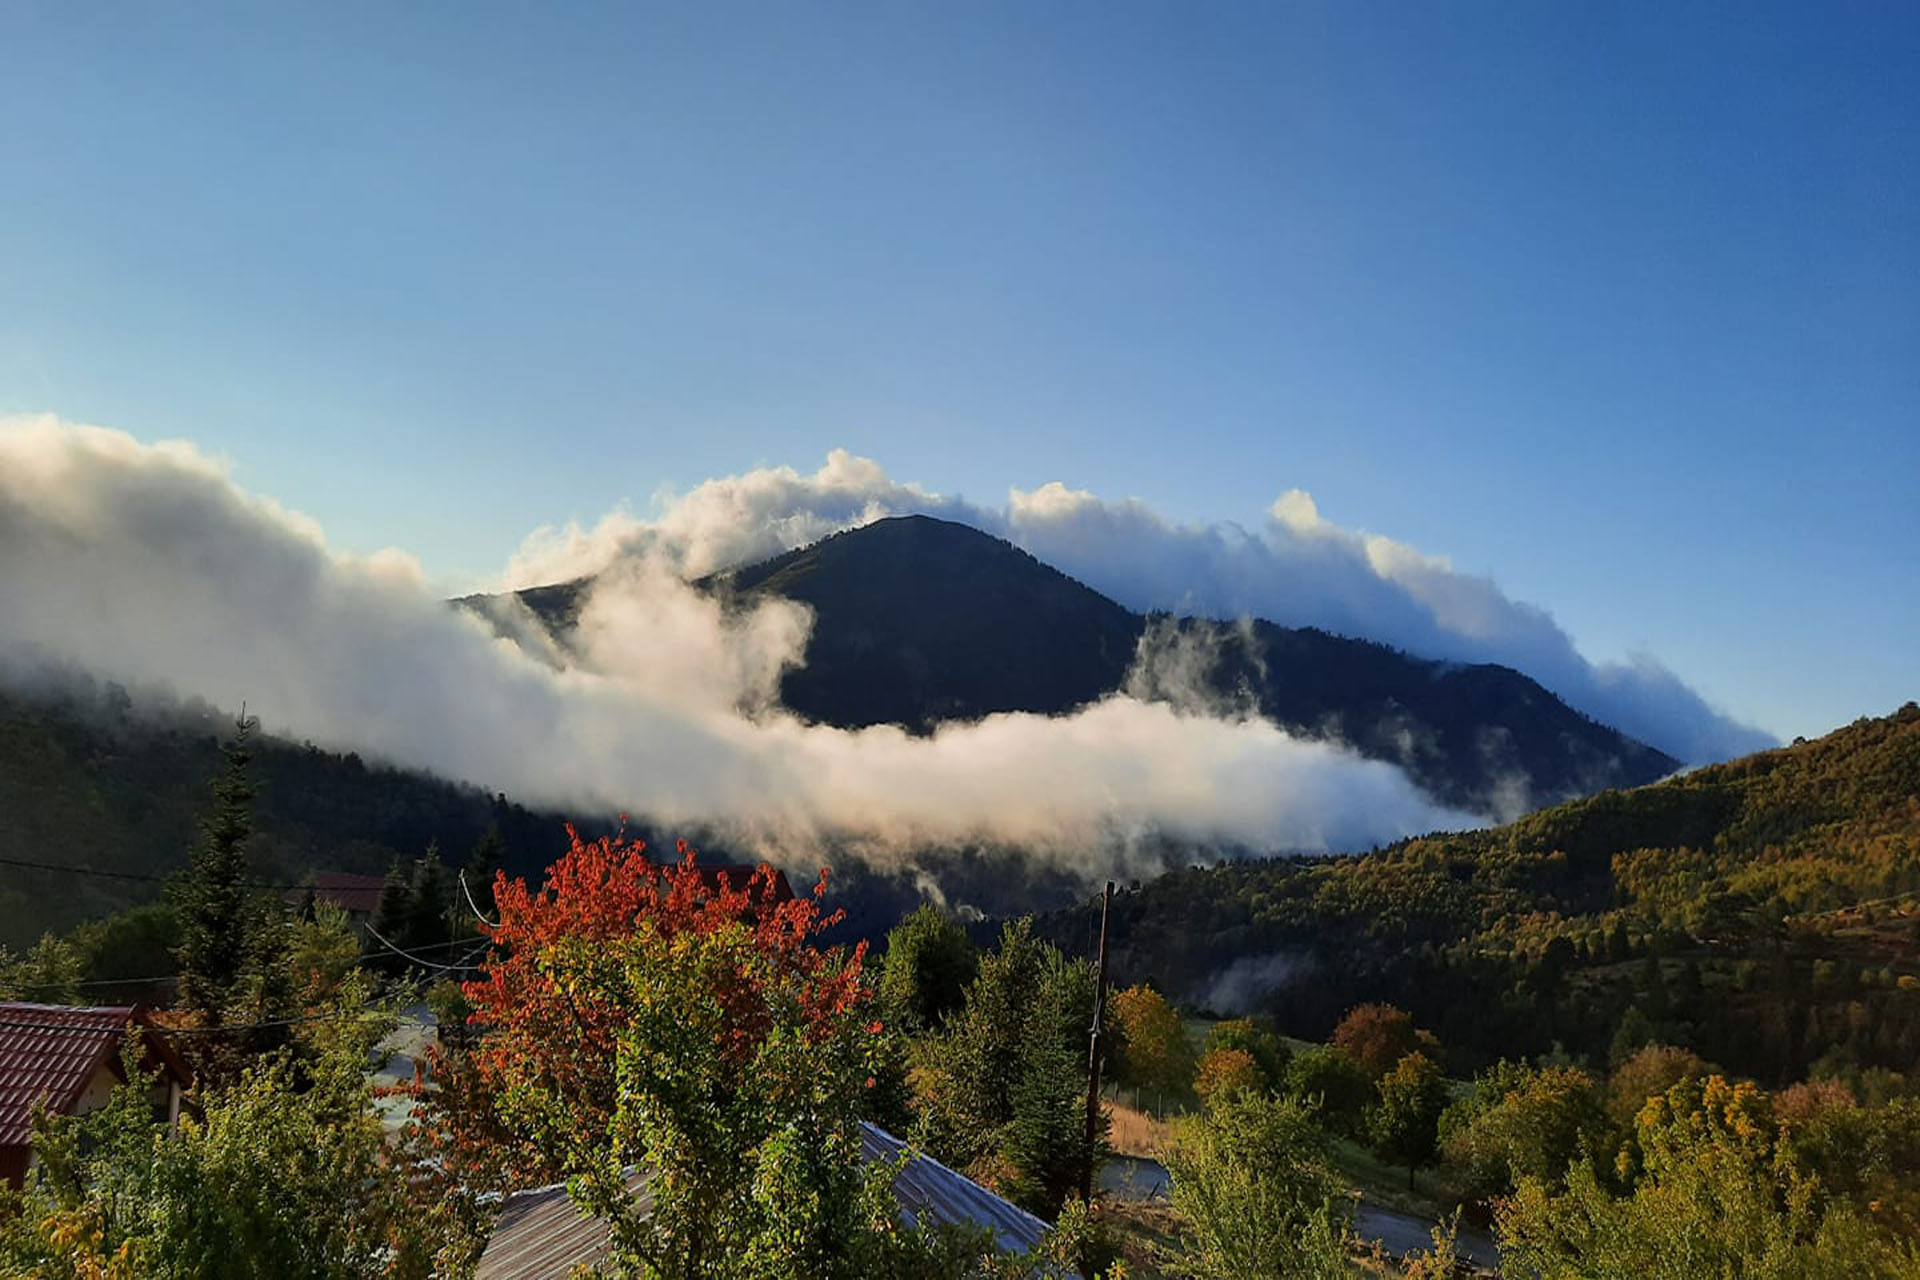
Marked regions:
[462,823,505,918]
[370,861,413,976]
[877,903,978,1035]
[172,712,260,1025]
[404,846,451,954]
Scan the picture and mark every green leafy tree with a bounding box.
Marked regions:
[1441,1062,1609,1203]
[1162,1090,1351,1280]
[1112,984,1194,1103]
[1281,1046,1373,1137]
[70,904,181,1001]
[0,934,83,1003]
[1369,1051,1448,1190]
[878,903,979,1035]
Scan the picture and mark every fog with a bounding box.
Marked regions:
[0,417,1477,881]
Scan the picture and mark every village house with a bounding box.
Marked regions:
[0,1002,193,1189]
[288,870,392,923]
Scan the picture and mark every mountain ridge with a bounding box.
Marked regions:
[471,514,1677,814]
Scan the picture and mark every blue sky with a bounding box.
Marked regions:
[1,2,1913,743]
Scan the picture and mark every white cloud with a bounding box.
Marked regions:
[0,418,1474,880]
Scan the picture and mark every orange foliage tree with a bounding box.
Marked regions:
[1331,1002,1430,1077]
[1193,1047,1263,1107]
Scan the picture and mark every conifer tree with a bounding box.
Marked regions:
[172,712,260,1025]
[463,823,505,917]
[371,861,413,976]
[404,846,451,954]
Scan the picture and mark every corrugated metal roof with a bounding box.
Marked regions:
[861,1123,1054,1256]
[476,1123,1059,1279]
[476,1170,652,1280]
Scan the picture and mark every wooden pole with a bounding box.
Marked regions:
[1081,880,1114,1204]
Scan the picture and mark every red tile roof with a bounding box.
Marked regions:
[0,1003,190,1149]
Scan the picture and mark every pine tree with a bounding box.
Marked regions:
[404,847,451,954]
[371,861,413,976]
[172,712,260,1025]
[463,823,505,917]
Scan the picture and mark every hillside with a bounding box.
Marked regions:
[1034,704,1920,1086]
[475,515,1677,813]
[0,678,573,950]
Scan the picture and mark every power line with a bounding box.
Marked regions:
[8,972,181,990]
[0,854,310,890]
[362,922,490,973]
[458,869,498,927]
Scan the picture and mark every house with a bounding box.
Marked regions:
[288,871,392,922]
[474,1122,1059,1279]
[0,1002,193,1189]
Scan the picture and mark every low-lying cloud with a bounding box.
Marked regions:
[510,450,1772,764]
[0,417,1476,880]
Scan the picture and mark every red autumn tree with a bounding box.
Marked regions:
[422,826,916,1276]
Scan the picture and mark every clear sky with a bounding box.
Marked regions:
[1,2,1913,742]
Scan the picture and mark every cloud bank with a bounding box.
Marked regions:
[509,451,1772,763]
[0,418,1475,879]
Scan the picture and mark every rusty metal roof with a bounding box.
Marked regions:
[476,1122,1058,1279]
[0,1002,186,1148]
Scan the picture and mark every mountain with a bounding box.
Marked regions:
[1031,704,1920,1085]
[474,515,1677,814]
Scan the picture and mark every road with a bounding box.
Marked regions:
[1101,1155,1500,1273]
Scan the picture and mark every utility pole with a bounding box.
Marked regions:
[1081,880,1114,1204]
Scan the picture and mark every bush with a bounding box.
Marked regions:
[1162,1091,1351,1280]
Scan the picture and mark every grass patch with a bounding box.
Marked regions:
[1107,1101,1174,1159]
[1328,1138,1449,1220]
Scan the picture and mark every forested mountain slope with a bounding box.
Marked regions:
[0,680,569,949]
[1035,704,1920,1085]
[474,515,1677,813]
